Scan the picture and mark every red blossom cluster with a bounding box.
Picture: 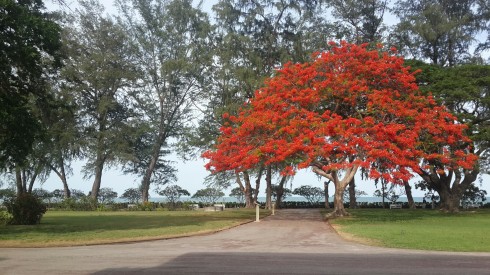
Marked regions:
[203,42,477,183]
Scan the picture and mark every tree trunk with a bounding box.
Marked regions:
[140,158,156,203]
[243,171,254,208]
[403,180,415,209]
[348,177,357,208]
[15,166,24,195]
[265,166,272,209]
[235,171,254,208]
[443,194,461,213]
[22,169,27,193]
[324,181,330,209]
[90,164,103,200]
[49,158,71,198]
[312,165,358,218]
[27,162,43,194]
[438,182,462,213]
[253,166,264,204]
[141,132,166,202]
[275,176,287,209]
[332,180,349,217]
[27,172,37,193]
[381,180,386,208]
[91,129,107,200]
[419,168,478,213]
[58,157,71,198]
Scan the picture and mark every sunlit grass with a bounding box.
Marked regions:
[329,209,490,252]
[0,209,270,247]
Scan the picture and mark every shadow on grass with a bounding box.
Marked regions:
[0,211,262,239]
[343,208,490,223]
[333,209,446,223]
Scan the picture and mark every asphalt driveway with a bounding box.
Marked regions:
[1,209,489,274]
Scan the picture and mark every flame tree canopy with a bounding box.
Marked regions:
[203,42,477,216]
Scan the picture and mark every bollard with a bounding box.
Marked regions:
[255,203,260,222]
[272,202,275,216]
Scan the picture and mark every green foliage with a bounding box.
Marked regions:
[70,189,86,200]
[229,187,245,203]
[61,0,140,199]
[31,188,52,201]
[97,187,118,204]
[373,189,399,204]
[192,0,335,152]
[157,185,190,210]
[271,184,292,202]
[116,0,213,201]
[192,188,225,205]
[0,188,15,201]
[344,188,368,202]
[120,188,141,204]
[5,193,47,225]
[392,0,481,66]
[138,202,155,211]
[292,185,324,205]
[409,62,490,171]
[59,197,97,211]
[461,185,487,207]
[0,0,63,167]
[50,189,65,201]
[406,61,489,209]
[329,0,388,44]
[0,211,12,225]
[373,183,403,204]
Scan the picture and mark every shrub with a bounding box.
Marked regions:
[139,201,154,211]
[192,188,224,206]
[76,197,98,211]
[0,211,12,225]
[59,198,77,210]
[58,197,97,211]
[5,193,47,225]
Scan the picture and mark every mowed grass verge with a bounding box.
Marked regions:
[328,209,490,252]
[0,209,270,248]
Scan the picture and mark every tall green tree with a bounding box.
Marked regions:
[0,0,62,194]
[158,184,190,210]
[9,74,80,198]
[120,187,141,204]
[328,0,388,44]
[40,94,80,198]
[116,0,213,202]
[476,0,490,54]
[97,187,117,204]
[408,60,489,211]
[192,187,224,205]
[293,185,324,205]
[196,0,337,208]
[393,0,481,66]
[61,0,139,199]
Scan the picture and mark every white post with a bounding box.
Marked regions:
[255,203,260,222]
[272,201,275,216]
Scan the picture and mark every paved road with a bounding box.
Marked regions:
[1,209,489,274]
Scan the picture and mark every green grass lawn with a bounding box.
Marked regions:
[328,208,490,252]
[0,209,269,247]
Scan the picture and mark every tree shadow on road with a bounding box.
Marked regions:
[92,252,490,275]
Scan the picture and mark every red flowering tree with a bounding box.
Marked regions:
[203,42,477,217]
